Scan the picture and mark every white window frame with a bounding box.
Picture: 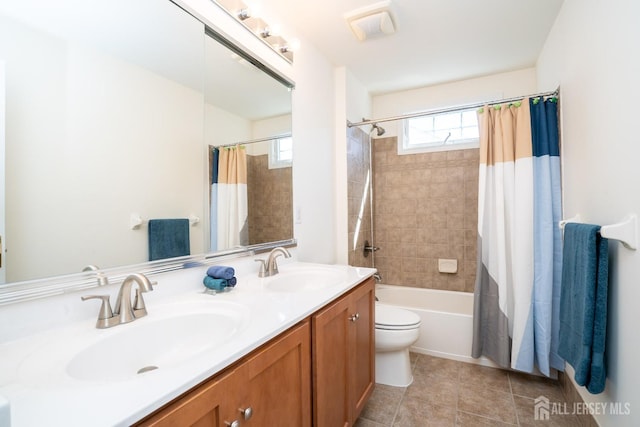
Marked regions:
[397,108,480,155]
[268,136,293,169]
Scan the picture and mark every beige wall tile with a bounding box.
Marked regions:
[347,134,479,292]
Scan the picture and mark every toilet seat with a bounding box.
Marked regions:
[375,304,421,331]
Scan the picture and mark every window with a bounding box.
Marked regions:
[269,136,293,169]
[398,108,479,154]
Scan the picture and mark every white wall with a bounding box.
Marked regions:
[290,41,337,263]
[372,68,537,138]
[537,1,640,425]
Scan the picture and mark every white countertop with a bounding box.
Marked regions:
[0,260,375,427]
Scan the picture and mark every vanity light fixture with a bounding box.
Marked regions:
[237,8,251,20]
[213,0,296,63]
[260,26,272,38]
[279,38,301,54]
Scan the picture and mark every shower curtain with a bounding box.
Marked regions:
[472,97,562,376]
[211,146,249,250]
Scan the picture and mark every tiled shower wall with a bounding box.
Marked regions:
[246,154,293,245]
[346,130,479,292]
[371,137,479,292]
[347,127,374,269]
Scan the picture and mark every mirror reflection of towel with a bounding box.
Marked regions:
[148,219,190,261]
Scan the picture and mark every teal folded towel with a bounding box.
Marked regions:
[203,276,237,291]
[148,219,190,261]
[558,223,609,394]
[206,265,235,280]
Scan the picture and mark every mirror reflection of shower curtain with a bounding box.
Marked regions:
[210,146,249,250]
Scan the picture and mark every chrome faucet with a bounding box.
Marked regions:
[82,273,155,329]
[255,247,291,277]
[113,273,155,324]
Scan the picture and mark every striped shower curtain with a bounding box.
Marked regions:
[472,97,562,376]
[211,146,249,250]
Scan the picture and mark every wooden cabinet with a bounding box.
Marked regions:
[243,321,311,427]
[136,321,311,427]
[312,277,375,427]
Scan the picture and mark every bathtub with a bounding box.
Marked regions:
[375,284,497,367]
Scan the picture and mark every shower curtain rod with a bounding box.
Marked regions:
[346,89,559,128]
[211,132,292,149]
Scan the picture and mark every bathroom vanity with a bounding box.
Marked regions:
[0,261,375,427]
[136,276,375,427]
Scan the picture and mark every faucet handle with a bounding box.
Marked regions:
[133,288,147,318]
[254,259,267,277]
[81,295,113,318]
[132,281,156,318]
[81,295,117,329]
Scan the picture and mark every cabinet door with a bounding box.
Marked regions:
[136,368,241,427]
[350,277,375,420]
[243,321,311,427]
[312,294,351,427]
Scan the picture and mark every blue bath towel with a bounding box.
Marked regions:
[148,219,190,261]
[558,223,609,394]
[206,265,235,280]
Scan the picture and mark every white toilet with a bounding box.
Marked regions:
[374,303,421,387]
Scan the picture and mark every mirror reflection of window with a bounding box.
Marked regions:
[269,136,293,169]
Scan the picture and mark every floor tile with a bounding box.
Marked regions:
[509,372,565,402]
[392,396,456,427]
[357,354,588,427]
[355,418,388,427]
[459,363,511,393]
[413,354,462,381]
[513,395,581,426]
[456,411,517,426]
[360,384,405,425]
[405,372,458,408]
[457,385,518,424]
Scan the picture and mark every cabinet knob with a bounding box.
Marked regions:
[239,406,253,420]
[349,312,360,322]
[224,420,240,427]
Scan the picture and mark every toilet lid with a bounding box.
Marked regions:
[375,304,421,330]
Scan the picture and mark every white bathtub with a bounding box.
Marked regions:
[375,284,497,367]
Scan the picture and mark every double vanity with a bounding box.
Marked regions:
[0,256,376,426]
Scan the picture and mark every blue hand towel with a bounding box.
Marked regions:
[558,223,609,394]
[203,276,236,291]
[148,219,190,261]
[207,265,235,280]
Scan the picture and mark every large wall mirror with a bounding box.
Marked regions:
[0,0,293,288]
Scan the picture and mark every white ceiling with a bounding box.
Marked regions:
[257,0,565,95]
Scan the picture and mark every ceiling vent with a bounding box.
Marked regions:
[345,1,396,42]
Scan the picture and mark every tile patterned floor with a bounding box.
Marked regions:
[356,353,582,427]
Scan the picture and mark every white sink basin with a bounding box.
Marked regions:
[265,268,347,292]
[65,301,249,382]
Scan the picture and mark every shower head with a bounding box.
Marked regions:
[371,123,386,136]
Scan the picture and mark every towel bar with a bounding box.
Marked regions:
[559,214,637,250]
[130,214,200,230]
[600,214,637,250]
